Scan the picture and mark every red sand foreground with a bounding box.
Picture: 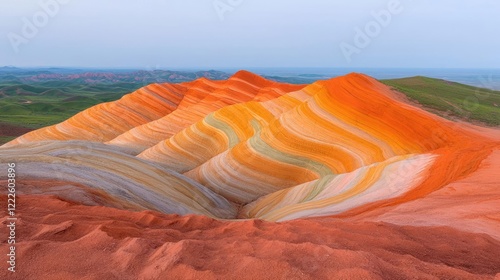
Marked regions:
[1,72,499,279]
[1,193,500,280]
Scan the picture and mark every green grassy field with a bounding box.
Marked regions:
[0,81,138,144]
[381,76,500,126]
[0,82,136,129]
[0,136,16,144]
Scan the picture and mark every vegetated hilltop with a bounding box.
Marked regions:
[382,76,500,126]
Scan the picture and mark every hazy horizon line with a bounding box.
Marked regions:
[2,66,500,71]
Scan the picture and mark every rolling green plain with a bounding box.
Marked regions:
[0,82,138,128]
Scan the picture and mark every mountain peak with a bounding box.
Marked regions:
[230,70,274,86]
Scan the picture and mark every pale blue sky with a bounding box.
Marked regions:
[0,0,498,68]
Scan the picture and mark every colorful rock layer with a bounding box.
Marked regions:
[1,71,499,227]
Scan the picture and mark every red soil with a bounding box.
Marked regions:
[0,123,33,137]
[1,194,499,280]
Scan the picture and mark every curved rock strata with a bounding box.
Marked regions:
[0,141,236,219]
[1,71,498,229]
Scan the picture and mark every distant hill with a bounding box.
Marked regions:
[382,76,500,126]
[0,68,230,84]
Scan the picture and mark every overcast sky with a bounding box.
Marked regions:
[0,0,499,69]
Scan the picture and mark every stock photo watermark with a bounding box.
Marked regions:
[464,74,496,114]
[6,163,17,273]
[213,0,244,21]
[7,0,71,53]
[339,0,406,63]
